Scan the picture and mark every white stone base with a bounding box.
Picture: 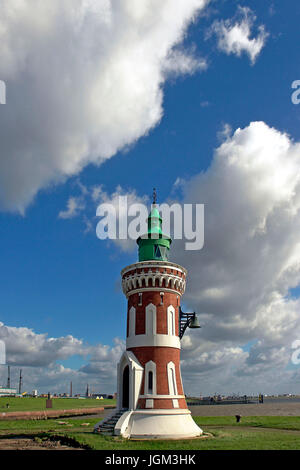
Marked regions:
[114,409,202,439]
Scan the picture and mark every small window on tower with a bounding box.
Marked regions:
[160,293,164,305]
[154,245,162,258]
[138,293,142,306]
[148,371,153,394]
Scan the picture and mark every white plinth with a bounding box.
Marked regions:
[114,409,202,439]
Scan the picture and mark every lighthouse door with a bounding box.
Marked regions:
[122,365,129,409]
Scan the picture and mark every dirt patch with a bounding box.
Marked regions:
[0,407,106,421]
[0,435,85,450]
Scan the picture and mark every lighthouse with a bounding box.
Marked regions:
[96,195,202,439]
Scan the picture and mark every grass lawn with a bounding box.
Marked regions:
[0,415,300,450]
[0,396,115,412]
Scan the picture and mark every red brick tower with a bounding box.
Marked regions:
[111,199,202,439]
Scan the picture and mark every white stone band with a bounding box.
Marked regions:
[139,394,185,399]
[126,334,181,349]
[126,287,183,298]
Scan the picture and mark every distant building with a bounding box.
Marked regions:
[91,393,108,399]
[0,387,17,396]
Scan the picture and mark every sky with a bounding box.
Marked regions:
[1,0,300,396]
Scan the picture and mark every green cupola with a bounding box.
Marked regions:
[137,190,172,262]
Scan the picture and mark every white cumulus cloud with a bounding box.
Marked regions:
[0,321,125,394]
[209,6,268,64]
[170,121,300,393]
[0,0,209,213]
[58,196,86,219]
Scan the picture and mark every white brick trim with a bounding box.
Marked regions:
[126,334,181,349]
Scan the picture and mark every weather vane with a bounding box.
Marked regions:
[152,187,157,205]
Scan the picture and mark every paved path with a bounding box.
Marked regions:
[189,402,300,416]
[71,402,300,419]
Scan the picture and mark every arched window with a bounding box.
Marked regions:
[146,304,157,336]
[167,306,175,336]
[122,366,129,409]
[167,362,178,396]
[144,361,156,395]
[171,368,176,395]
[128,307,136,337]
[148,371,153,393]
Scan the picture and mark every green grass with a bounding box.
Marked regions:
[1,415,300,450]
[195,415,300,431]
[0,396,116,412]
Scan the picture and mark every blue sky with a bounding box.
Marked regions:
[1,0,300,395]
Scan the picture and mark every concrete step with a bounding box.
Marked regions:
[98,409,128,435]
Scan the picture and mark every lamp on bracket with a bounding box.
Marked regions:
[179,307,201,339]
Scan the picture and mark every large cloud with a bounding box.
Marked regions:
[0,322,85,367]
[177,122,300,318]
[171,121,300,393]
[0,321,125,394]
[0,0,208,213]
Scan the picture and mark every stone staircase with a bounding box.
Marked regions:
[95,408,128,436]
